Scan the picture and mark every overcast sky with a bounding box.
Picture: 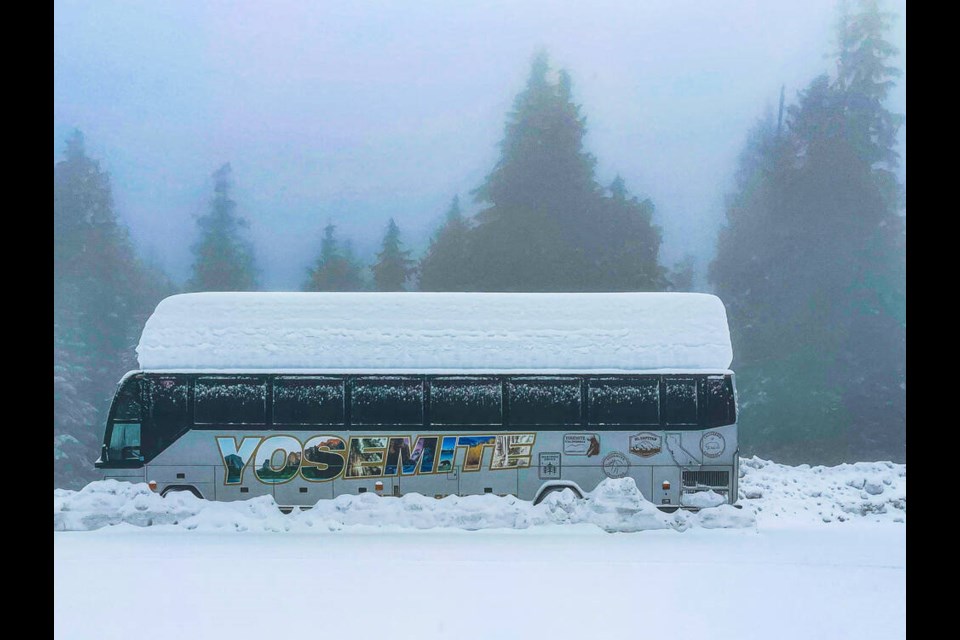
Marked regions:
[54,0,906,290]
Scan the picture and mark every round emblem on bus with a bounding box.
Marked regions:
[601,452,630,479]
[700,432,725,458]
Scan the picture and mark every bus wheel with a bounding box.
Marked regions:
[533,485,583,506]
[160,485,203,499]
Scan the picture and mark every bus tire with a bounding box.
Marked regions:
[160,485,204,500]
[533,483,583,505]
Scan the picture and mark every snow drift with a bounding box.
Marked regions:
[738,456,906,524]
[136,292,733,372]
[54,477,753,533]
[55,457,906,533]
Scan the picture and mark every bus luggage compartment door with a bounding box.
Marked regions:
[147,465,215,500]
[458,467,518,497]
[395,466,459,499]
[274,476,334,507]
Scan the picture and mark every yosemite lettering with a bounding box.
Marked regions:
[215,433,536,485]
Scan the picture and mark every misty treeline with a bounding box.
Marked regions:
[53,131,176,487]
[54,0,904,487]
[711,3,905,464]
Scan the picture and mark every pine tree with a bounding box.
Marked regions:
[593,176,667,291]
[708,0,904,463]
[304,223,365,291]
[418,196,473,291]
[188,163,258,291]
[468,53,599,291]
[468,52,667,292]
[475,57,597,219]
[54,130,139,363]
[54,318,99,489]
[830,0,906,460]
[53,129,173,488]
[372,218,414,291]
[668,255,696,292]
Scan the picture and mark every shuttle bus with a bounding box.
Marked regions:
[96,292,739,510]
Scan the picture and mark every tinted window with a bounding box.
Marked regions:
[274,377,344,425]
[703,376,736,427]
[108,423,141,461]
[195,378,267,424]
[431,378,502,425]
[588,378,659,425]
[147,377,190,454]
[352,378,423,426]
[664,377,698,426]
[113,377,143,421]
[508,378,580,425]
[150,377,188,422]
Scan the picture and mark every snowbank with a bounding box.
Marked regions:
[136,292,733,371]
[738,456,906,525]
[54,477,753,533]
[54,457,906,533]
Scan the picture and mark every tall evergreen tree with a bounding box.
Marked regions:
[668,254,696,292]
[54,318,99,488]
[418,196,473,291]
[593,176,667,291]
[372,218,414,291]
[468,52,667,292]
[468,53,599,291]
[829,0,906,460]
[304,223,365,291]
[188,163,258,291]
[709,0,904,463]
[53,129,173,488]
[54,131,140,366]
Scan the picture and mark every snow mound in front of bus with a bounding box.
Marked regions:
[536,478,753,532]
[738,457,906,525]
[54,478,755,533]
[54,480,288,532]
[290,477,751,532]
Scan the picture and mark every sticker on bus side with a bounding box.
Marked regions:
[563,433,600,457]
[629,432,662,458]
[700,432,726,458]
[539,452,561,479]
[601,452,630,479]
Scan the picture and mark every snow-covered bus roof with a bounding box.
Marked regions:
[136,292,733,372]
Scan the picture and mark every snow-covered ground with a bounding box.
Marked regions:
[54,458,905,640]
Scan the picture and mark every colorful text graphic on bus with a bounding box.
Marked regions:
[216,433,536,484]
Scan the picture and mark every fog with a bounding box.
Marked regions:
[54,1,906,488]
[54,0,905,289]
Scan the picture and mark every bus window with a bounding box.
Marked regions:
[430,377,502,426]
[664,377,698,426]
[107,376,143,462]
[108,422,141,461]
[195,377,267,425]
[147,377,189,455]
[352,377,423,426]
[274,377,344,425]
[113,376,143,422]
[508,378,580,426]
[702,376,736,427]
[588,378,659,426]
